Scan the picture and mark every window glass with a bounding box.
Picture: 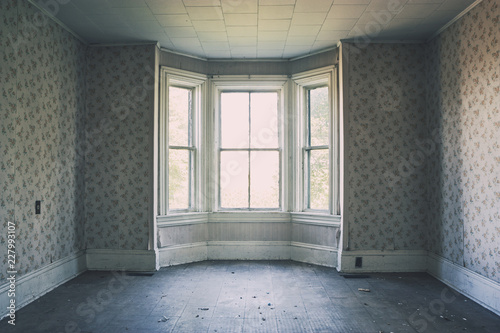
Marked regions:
[169,86,192,147]
[308,86,329,147]
[169,149,191,210]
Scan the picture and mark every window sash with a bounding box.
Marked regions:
[218,90,282,210]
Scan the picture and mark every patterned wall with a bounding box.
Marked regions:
[0,0,86,280]
[84,45,156,250]
[426,0,499,283]
[345,43,428,251]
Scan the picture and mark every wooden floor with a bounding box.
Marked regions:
[1,260,499,332]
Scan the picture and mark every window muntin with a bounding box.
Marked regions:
[218,91,281,210]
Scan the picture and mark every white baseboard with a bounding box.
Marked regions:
[291,242,338,268]
[207,241,291,260]
[158,242,207,267]
[340,250,428,272]
[427,252,500,316]
[86,249,157,271]
[0,251,86,320]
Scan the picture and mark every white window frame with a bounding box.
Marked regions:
[209,76,289,212]
[292,66,339,215]
[160,67,206,215]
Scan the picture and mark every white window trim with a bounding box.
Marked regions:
[159,67,207,215]
[208,75,290,212]
[292,66,339,215]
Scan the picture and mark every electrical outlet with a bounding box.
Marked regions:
[355,257,362,268]
[35,200,41,214]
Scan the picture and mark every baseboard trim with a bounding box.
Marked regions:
[86,249,157,271]
[0,251,86,320]
[427,252,500,316]
[340,250,428,272]
[158,242,208,267]
[291,242,338,267]
[207,241,291,260]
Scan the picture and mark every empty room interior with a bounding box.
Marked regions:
[1,0,499,332]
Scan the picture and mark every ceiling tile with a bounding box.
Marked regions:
[205,49,231,58]
[322,18,358,30]
[155,14,191,27]
[294,0,333,13]
[396,4,441,18]
[286,36,314,46]
[258,19,291,31]
[259,6,294,20]
[291,13,328,26]
[170,37,202,49]
[257,49,283,58]
[356,11,395,25]
[231,47,257,57]
[197,31,228,41]
[258,41,286,49]
[201,41,230,50]
[186,6,224,20]
[259,0,295,5]
[227,26,258,36]
[408,0,445,3]
[258,31,288,41]
[222,0,258,13]
[333,0,371,3]
[225,14,258,26]
[327,5,367,19]
[164,27,197,38]
[183,0,221,6]
[228,36,258,46]
[366,0,409,12]
[192,20,226,31]
[146,0,187,14]
[288,25,321,36]
[316,29,350,41]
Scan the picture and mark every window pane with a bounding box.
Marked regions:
[221,92,249,148]
[250,151,279,208]
[220,151,249,208]
[309,86,329,147]
[169,86,192,146]
[169,149,191,210]
[308,149,329,210]
[250,93,279,148]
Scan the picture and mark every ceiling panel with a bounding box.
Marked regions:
[30,0,479,59]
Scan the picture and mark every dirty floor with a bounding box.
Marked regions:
[1,260,499,332]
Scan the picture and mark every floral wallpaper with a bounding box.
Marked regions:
[345,43,428,251]
[426,0,499,283]
[0,0,86,280]
[84,45,156,250]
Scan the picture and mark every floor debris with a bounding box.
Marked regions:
[198,307,209,311]
[358,288,371,292]
[158,316,168,322]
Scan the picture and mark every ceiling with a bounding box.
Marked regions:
[31,0,478,59]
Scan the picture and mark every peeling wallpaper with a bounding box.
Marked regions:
[0,0,86,279]
[426,0,499,282]
[84,45,156,250]
[345,43,429,251]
